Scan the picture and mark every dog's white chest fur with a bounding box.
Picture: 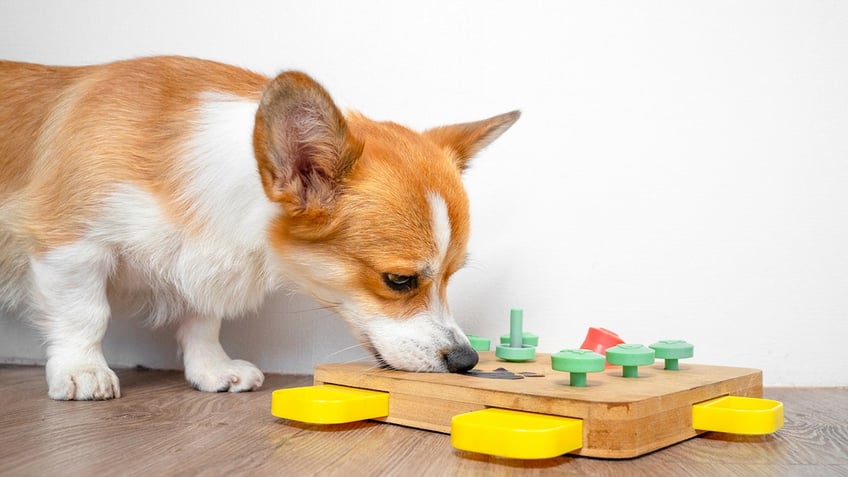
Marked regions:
[88,97,281,323]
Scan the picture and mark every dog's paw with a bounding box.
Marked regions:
[46,359,121,401]
[186,359,264,393]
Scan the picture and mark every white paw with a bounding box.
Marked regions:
[46,359,121,401]
[186,359,264,393]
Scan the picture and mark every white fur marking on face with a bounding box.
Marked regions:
[365,313,453,372]
[428,192,451,271]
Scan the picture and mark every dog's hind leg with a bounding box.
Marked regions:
[176,313,264,393]
[30,242,121,400]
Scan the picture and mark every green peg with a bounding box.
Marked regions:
[551,349,606,387]
[495,309,536,362]
[605,344,655,377]
[466,334,491,352]
[649,340,694,370]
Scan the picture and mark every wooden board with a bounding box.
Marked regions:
[314,351,763,459]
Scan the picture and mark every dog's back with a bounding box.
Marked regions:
[0,57,268,242]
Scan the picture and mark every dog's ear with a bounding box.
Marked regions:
[254,71,363,218]
[424,110,520,171]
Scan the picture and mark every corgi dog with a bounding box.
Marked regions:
[0,56,519,400]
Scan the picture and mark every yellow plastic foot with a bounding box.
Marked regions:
[451,408,583,459]
[692,396,784,435]
[271,384,389,424]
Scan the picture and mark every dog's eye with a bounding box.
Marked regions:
[383,273,418,292]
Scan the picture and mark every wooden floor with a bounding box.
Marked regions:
[1,365,846,476]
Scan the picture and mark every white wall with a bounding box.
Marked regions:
[1,1,846,386]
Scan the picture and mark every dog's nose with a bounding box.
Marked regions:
[444,345,479,373]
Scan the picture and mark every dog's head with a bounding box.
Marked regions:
[254,72,519,373]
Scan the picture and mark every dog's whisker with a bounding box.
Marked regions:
[462,257,487,273]
[268,303,344,323]
[282,310,340,322]
[341,357,379,367]
[321,342,370,361]
[284,305,333,315]
[365,363,391,373]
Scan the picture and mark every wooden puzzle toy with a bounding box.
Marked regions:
[271,311,784,460]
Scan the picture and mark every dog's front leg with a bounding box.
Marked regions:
[176,314,264,393]
[30,244,121,400]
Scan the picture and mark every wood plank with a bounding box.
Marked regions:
[314,351,764,458]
